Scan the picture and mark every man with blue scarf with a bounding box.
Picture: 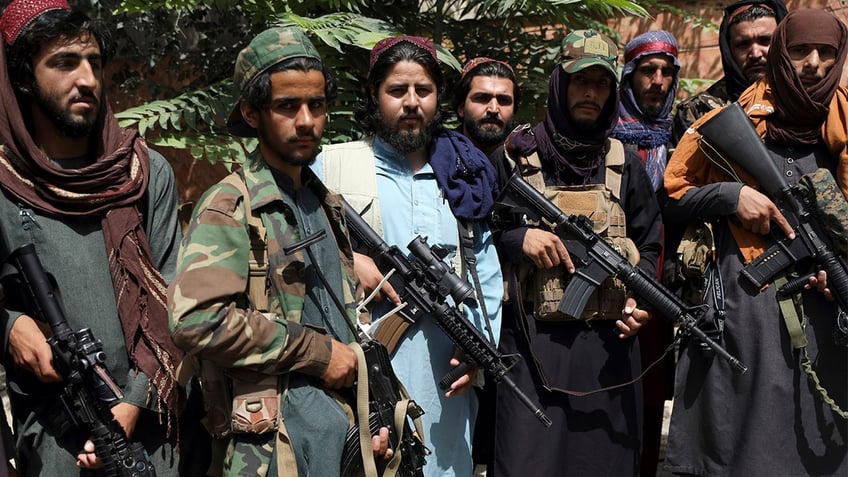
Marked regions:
[610,29,679,477]
[314,36,503,477]
[612,30,679,192]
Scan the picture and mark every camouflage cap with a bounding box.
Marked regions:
[560,29,619,80]
[227,26,322,136]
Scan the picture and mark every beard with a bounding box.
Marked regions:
[376,109,442,154]
[33,82,100,138]
[638,100,664,118]
[463,115,512,147]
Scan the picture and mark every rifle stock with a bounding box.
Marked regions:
[497,173,748,374]
[342,198,553,427]
[698,102,848,316]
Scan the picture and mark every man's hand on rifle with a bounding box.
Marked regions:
[372,427,394,461]
[322,339,358,389]
[617,296,651,339]
[8,315,61,382]
[444,350,477,398]
[522,228,574,273]
[353,252,401,305]
[76,402,142,469]
[806,270,834,301]
[736,186,795,239]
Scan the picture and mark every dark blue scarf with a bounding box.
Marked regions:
[429,128,499,220]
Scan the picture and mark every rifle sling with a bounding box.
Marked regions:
[509,267,674,397]
[350,342,427,476]
[774,274,847,419]
[458,220,497,345]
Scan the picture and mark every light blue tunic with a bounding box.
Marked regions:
[315,135,503,477]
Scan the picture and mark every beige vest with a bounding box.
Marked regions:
[514,139,639,321]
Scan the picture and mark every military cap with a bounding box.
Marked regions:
[560,29,619,79]
[227,26,322,137]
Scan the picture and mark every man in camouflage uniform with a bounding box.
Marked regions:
[168,26,389,476]
[671,0,787,146]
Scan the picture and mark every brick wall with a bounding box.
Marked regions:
[611,0,848,97]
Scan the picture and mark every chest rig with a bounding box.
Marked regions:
[517,140,639,321]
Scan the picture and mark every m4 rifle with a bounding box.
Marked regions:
[4,243,156,477]
[342,199,552,428]
[495,173,748,374]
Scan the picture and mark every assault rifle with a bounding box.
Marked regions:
[697,101,848,343]
[280,232,427,477]
[3,243,155,477]
[495,173,749,374]
[342,199,553,428]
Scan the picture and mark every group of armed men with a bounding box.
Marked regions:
[0,0,845,476]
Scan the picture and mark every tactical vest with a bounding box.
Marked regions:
[513,139,639,321]
[321,138,384,236]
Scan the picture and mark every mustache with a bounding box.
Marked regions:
[286,132,319,142]
[799,70,824,81]
[742,57,767,71]
[479,113,504,127]
[69,91,98,104]
[574,101,602,110]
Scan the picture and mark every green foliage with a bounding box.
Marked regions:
[105,0,674,167]
[678,77,717,99]
[114,81,252,169]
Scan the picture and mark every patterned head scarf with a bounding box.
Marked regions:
[460,56,514,79]
[612,30,679,189]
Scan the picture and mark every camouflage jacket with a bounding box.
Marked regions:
[168,151,359,382]
[671,78,731,147]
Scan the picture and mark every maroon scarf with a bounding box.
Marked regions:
[0,45,184,431]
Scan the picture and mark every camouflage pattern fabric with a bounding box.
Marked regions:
[671,78,730,147]
[800,168,848,257]
[168,150,360,475]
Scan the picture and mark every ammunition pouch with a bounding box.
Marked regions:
[230,376,280,435]
[670,221,715,306]
[197,363,281,438]
[532,236,639,321]
[527,184,636,321]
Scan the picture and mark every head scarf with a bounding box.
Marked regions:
[612,30,679,189]
[508,65,620,179]
[719,0,788,100]
[0,24,184,428]
[765,8,847,145]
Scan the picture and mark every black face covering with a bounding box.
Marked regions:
[719,0,788,100]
